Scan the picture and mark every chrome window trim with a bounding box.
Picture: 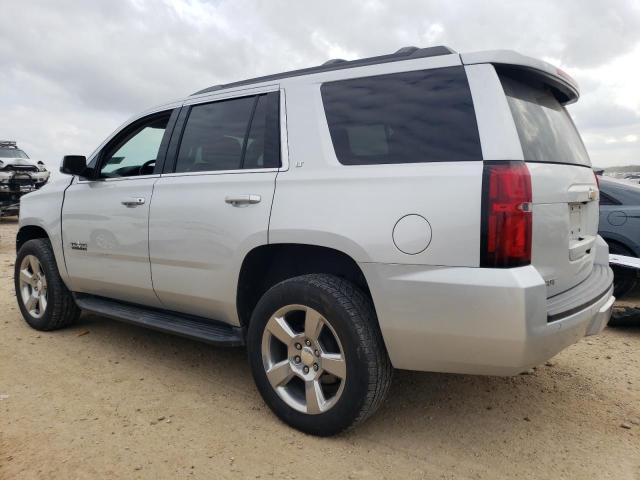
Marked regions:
[184,84,279,107]
[160,168,278,179]
[75,173,161,184]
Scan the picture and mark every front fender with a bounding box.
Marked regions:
[18,175,73,285]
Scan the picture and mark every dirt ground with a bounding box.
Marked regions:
[0,218,638,480]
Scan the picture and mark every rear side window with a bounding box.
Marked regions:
[321,66,482,165]
[500,74,591,166]
[174,92,280,173]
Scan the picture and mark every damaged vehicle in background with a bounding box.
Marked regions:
[0,141,50,217]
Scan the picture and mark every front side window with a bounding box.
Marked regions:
[100,113,171,178]
[321,66,482,165]
[174,92,280,173]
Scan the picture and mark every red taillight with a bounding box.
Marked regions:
[480,161,532,268]
[593,171,600,189]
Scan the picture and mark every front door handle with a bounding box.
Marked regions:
[121,197,145,207]
[225,194,261,207]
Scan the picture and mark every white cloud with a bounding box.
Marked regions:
[0,0,639,167]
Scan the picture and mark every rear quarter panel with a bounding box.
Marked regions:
[270,75,483,267]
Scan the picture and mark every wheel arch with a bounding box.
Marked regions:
[236,243,375,329]
[16,224,50,253]
[600,233,639,257]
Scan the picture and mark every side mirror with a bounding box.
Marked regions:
[60,155,89,177]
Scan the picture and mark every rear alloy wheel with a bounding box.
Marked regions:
[261,304,347,414]
[248,274,392,436]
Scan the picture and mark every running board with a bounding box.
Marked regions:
[74,294,244,347]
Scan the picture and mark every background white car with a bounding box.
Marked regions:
[0,141,50,216]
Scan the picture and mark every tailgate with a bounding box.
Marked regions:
[498,70,597,297]
[528,163,599,296]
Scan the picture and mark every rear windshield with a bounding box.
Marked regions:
[500,75,590,166]
[321,66,482,165]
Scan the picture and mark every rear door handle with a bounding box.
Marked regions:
[225,194,261,207]
[121,197,145,207]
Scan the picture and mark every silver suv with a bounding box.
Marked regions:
[14,46,614,436]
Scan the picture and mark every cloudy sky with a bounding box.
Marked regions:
[1,0,639,168]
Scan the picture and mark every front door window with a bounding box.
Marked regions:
[100,114,170,178]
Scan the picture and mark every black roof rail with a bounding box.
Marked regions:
[322,58,347,66]
[192,45,456,96]
[394,46,419,55]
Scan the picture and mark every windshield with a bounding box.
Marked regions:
[500,75,590,167]
[0,148,29,159]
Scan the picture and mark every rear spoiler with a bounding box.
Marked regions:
[461,50,579,105]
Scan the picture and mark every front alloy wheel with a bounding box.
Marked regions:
[18,254,48,318]
[14,238,80,331]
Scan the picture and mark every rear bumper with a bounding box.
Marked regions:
[361,261,614,376]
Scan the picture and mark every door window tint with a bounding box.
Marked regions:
[100,114,170,178]
[321,66,482,165]
[243,95,267,169]
[174,93,280,173]
[242,93,281,169]
[176,97,253,173]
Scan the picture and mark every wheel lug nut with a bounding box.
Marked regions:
[303,366,309,374]
[295,343,302,350]
[294,356,301,364]
[313,363,319,371]
[305,339,311,346]
[314,349,319,357]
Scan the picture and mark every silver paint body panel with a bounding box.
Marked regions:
[149,171,277,325]
[18,49,613,375]
[18,175,73,283]
[62,176,161,306]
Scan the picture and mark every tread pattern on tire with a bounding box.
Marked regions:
[15,238,80,331]
[276,273,393,430]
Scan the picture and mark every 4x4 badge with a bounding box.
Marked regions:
[70,242,87,251]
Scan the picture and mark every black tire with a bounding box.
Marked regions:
[247,274,392,436]
[608,242,638,299]
[14,238,80,331]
